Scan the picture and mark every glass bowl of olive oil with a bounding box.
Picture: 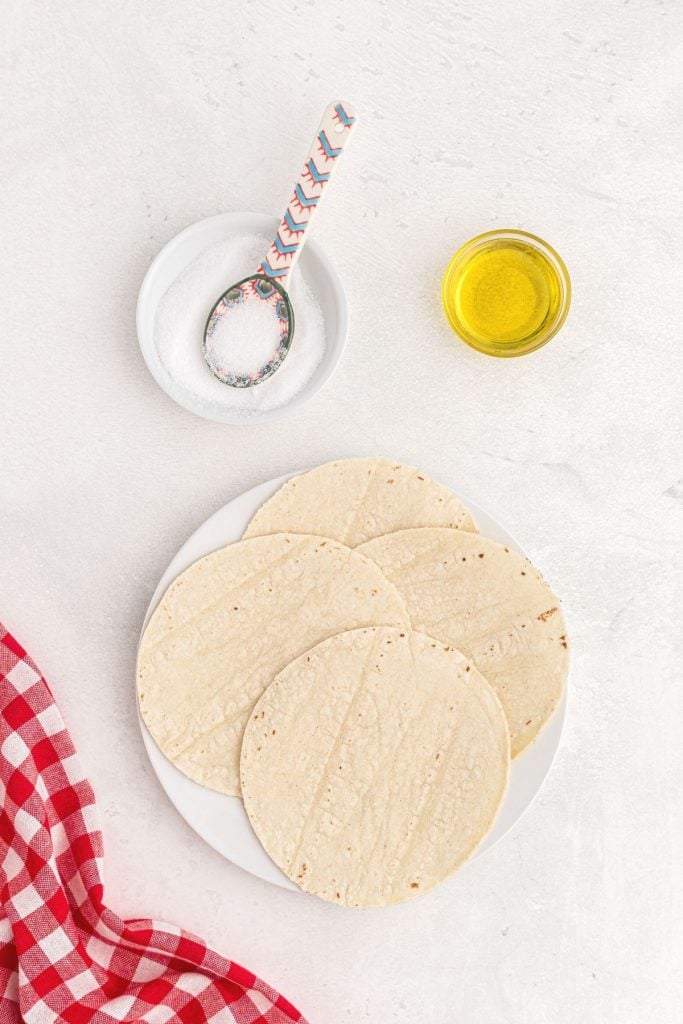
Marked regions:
[441,229,571,357]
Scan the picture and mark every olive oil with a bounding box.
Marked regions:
[442,230,571,357]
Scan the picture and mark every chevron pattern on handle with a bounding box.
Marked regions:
[257,102,357,288]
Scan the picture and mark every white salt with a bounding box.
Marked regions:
[153,233,326,418]
[206,297,284,379]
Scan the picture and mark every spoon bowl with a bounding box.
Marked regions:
[203,274,294,387]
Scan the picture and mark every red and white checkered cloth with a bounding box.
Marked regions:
[0,624,308,1024]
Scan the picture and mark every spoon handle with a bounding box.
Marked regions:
[258,101,357,287]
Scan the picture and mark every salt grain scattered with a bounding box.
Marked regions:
[154,234,326,418]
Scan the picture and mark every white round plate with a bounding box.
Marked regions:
[136,212,348,424]
[139,472,567,893]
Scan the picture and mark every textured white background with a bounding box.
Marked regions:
[1,2,681,1021]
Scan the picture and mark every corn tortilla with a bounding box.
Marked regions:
[358,528,569,757]
[241,626,509,907]
[137,535,410,795]
[243,457,477,547]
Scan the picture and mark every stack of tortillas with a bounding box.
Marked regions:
[138,457,568,907]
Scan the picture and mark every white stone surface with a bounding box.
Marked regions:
[1,1,681,1020]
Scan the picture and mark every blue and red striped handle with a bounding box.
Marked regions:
[258,102,357,287]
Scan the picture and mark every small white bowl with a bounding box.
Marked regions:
[136,212,348,423]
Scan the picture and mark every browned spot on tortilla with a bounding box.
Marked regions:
[537,607,558,622]
[410,882,419,889]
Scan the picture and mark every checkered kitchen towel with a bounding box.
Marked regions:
[0,625,307,1023]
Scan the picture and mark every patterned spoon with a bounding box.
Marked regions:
[203,101,357,387]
